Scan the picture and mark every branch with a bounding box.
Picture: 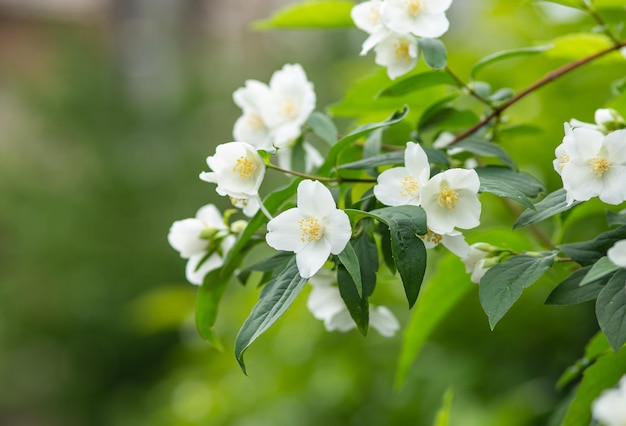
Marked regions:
[267,163,377,184]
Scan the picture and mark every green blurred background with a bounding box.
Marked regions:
[0,0,624,424]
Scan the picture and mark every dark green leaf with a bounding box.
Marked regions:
[562,344,626,425]
[291,137,307,173]
[307,111,338,145]
[596,269,626,351]
[237,251,294,284]
[478,177,535,209]
[379,222,396,274]
[454,138,516,170]
[253,0,354,29]
[471,44,553,79]
[339,151,404,170]
[418,105,478,133]
[514,188,580,229]
[337,265,369,335]
[545,266,609,306]
[319,107,409,176]
[418,38,447,70]
[581,257,621,286]
[423,147,450,166]
[337,243,363,298]
[352,231,379,298]
[560,225,626,266]
[377,71,459,98]
[479,254,556,329]
[196,269,228,350]
[235,256,307,373]
[607,210,626,226]
[474,166,545,198]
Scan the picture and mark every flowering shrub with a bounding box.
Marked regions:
[167,0,626,423]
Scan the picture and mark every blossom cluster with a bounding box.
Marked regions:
[351,0,453,79]
[554,109,626,206]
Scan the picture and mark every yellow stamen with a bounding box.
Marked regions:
[559,153,570,169]
[229,196,249,207]
[394,39,411,61]
[368,5,381,26]
[281,99,297,118]
[423,230,442,245]
[438,186,459,211]
[233,156,256,179]
[400,175,420,198]
[405,0,423,16]
[590,155,610,178]
[247,114,265,130]
[299,217,324,242]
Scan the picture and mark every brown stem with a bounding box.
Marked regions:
[445,66,494,107]
[267,163,376,184]
[449,41,626,146]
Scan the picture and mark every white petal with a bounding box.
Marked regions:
[168,218,208,258]
[303,142,325,171]
[323,210,352,255]
[374,167,421,206]
[406,12,450,38]
[561,160,601,202]
[324,308,357,332]
[374,33,418,79]
[233,113,274,151]
[297,180,338,218]
[441,232,471,258]
[592,378,626,426]
[423,0,453,14]
[307,282,346,321]
[232,79,269,111]
[266,208,308,253]
[369,305,400,337]
[443,168,480,193]
[608,240,626,269]
[567,127,604,160]
[404,142,430,176]
[351,0,385,34]
[195,204,226,229]
[185,253,222,285]
[296,238,332,278]
[599,166,626,205]
[604,129,626,164]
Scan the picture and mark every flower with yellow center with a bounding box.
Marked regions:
[351,1,388,56]
[421,168,481,235]
[374,142,430,206]
[200,142,265,216]
[383,0,452,38]
[266,180,352,278]
[374,33,418,80]
[555,125,626,205]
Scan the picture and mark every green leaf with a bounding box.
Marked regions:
[339,151,404,170]
[536,0,583,8]
[307,111,338,145]
[253,0,355,30]
[418,103,478,133]
[237,251,294,285]
[395,253,474,387]
[337,243,363,298]
[418,38,447,70]
[546,33,621,63]
[433,389,455,426]
[423,147,451,166]
[337,265,369,335]
[352,231,379,298]
[474,166,545,198]
[545,266,608,306]
[319,107,409,175]
[478,176,535,209]
[581,256,621,286]
[471,44,553,79]
[607,210,626,226]
[596,269,626,351]
[196,269,228,351]
[514,188,580,229]
[453,138,517,170]
[377,71,460,98]
[557,332,611,390]
[234,256,307,373]
[561,344,626,425]
[479,254,556,329]
[379,222,396,274]
[559,225,626,266]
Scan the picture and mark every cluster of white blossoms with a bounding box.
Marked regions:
[167,204,236,285]
[232,63,322,171]
[374,142,482,268]
[554,109,626,206]
[351,0,453,79]
[307,269,399,336]
[592,375,626,426]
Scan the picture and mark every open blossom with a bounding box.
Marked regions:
[374,141,430,206]
[382,0,452,38]
[420,168,481,235]
[233,64,316,150]
[554,125,626,205]
[374,32,419,80]
[307,269,400,337]
[592,375,626,426]
[199,141,265,200]
[266,180,352,278]
[167,204,235,285]
[608,240,626,269]
[569,108,625,134]
[351,0,389,55]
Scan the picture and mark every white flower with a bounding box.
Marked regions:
[462,243,491,284]
[374,142,430,206]
[307,269,400,337]
[382,0,452,38]
[592,375,626,426]
[167,204,235,285]
[569,109,625,134]
[232,64,316,150]
[351,0,390,55]
[554,126,626,205]
[421,229,470,258]
[608,240,626,269]
[420,168,481,235]
[374,32,419,80]
[265,180,352,278]
[199,141,265,200]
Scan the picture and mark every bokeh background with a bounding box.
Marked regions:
[0,1,624,425]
